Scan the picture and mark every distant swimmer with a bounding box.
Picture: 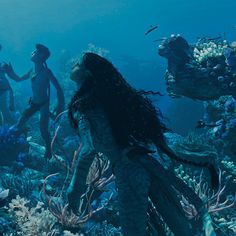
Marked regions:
[145,25,159,36]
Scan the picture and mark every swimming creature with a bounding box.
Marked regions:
[145,25,159,35]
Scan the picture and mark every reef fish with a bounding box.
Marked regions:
[145,25,159,35]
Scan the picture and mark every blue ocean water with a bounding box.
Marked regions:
[1,0,235,134]
[0,1,236,235]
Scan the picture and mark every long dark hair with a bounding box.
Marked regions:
[68,53,218,187]
[69,52,167,147]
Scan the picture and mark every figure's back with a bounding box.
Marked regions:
[77,107,122,164]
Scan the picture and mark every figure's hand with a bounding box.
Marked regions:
[25,69,33,79]
[22,68,33,80]
[2,62,14,74]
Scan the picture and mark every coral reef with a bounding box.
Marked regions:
[1,113,235,235]
[204,96,236,159]
[0,40,235,236]
[158,35,236,100]
[176,166,236,236]
[8,195,59,236]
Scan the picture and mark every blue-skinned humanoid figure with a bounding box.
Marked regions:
[66,53,218,236]
[7,44,65,159]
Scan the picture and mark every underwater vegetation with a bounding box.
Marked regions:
[0,38,235,236]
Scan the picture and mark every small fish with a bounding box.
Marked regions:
[145,25,159,36]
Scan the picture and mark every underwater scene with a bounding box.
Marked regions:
[0,0,236,235]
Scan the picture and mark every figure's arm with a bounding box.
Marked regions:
[48,69,65,115]
[67,114,96,212]
[3,63,32,82]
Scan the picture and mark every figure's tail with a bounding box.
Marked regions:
[138,155,195,236]
[158,143,219,189]
[137,155,217,236]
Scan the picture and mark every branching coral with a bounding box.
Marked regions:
[193,40,228,63]
[43,181,113,231]
[221,159,236,181]
[86,154,115,191]
[214,216,236,234]
[41,154,114,233]
[177,166,236,235]
[8,195,59,236]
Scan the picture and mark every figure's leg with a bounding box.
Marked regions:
[16,103,38,130]
[40,103,51,159]
[0,92,15,124]
[114,157,151,236]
